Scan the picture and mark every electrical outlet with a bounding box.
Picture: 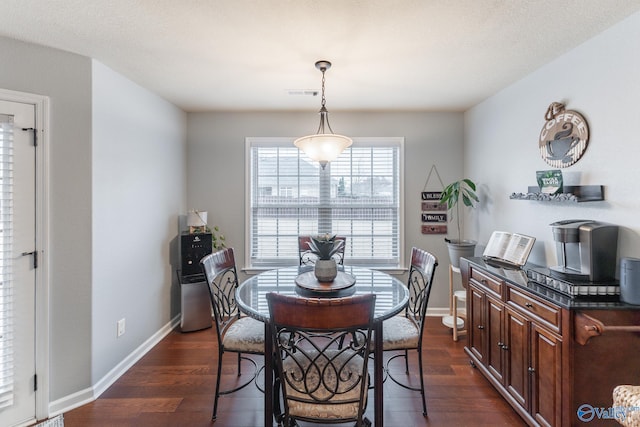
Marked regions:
[117,318,126,337]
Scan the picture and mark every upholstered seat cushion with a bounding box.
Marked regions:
[283,349,368,420]
[613,385,640,426]
[222,316,265,353]
[381,315,420,351]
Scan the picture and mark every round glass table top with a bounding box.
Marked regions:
[236,265,409,322]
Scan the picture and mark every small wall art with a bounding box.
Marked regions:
[421,165,447,234]
[539,102,589,168]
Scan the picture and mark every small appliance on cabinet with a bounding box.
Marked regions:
[549,219,618,282]
[177,232,213,332]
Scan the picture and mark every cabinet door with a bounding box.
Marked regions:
[531,323,562,427]
[505,307,529,411]
[468,285,486,363]
[486,296,504,383]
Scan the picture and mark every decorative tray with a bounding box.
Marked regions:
[295,271,356,293]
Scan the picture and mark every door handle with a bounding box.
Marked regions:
[21,251,38,268]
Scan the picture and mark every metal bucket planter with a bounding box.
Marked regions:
[445,239,477,268]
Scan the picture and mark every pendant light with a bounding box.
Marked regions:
[294,60,352,169]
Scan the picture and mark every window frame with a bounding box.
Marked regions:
[244,136,405,273]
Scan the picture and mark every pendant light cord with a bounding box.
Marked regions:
[316,65,334,134]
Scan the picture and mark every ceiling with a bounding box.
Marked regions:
[1,0,639,112]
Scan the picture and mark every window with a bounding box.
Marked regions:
[0,114,14,409]
[246,137,404,269]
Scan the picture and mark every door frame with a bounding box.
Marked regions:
[0,88,50,421]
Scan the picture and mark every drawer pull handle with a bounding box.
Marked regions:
[525,303,533,308]
[497,341,504,347]
[528,367,535,374]
[481,279,488,285]
[502,345,508,351]
[478,325,485,330]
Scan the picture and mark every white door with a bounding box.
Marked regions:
[0,100,37,427]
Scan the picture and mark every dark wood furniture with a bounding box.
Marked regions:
[236,265,409,427]
[200,248,265,421]
[267,292,376,426]
[382,247,438,416]
[461,257,640,426]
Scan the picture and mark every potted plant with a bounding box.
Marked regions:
[440,178,479,268]
[308,234,344,282]
[208,225,226,251]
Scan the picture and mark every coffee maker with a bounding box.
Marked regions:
[550,219,618,282]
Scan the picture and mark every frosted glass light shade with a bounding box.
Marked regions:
[187,210,207,227]
[294,133,353,165]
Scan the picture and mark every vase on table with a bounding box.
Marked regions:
[314,259,337,282]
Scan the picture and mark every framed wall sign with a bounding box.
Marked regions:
[539,102,589,168]
[421,164,447,234]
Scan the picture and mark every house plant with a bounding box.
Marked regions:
[208,225,226,250]
[440,178,479,268]
[308,234,344,281]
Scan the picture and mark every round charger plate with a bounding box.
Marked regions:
[295,271,356,293]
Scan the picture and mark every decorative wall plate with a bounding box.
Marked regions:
[539,102,589,168]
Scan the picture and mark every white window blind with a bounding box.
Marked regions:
[247,137,403,268]
[0,113,14,409]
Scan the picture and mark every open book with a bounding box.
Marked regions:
[482,231,536,268]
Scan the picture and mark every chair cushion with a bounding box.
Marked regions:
[381,315,420,351]
[222,316,265,353]
[613,385,640,426]
[283,349,368,420]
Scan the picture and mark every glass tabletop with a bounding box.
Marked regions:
[236,265,409,322]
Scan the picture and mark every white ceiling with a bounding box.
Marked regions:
[1,0,639,112]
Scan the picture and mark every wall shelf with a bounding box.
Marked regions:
[510,185,604,203]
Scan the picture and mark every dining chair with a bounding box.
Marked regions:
[298,235,347,266]
[200,248,265,421]
[381,247,438,417]
[266,292,376,427]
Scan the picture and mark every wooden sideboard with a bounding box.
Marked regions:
[460,257,640,427]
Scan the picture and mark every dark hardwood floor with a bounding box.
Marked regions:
[64,317,525,426]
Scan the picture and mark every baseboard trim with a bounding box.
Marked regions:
[49,308,449,415]
[48,314,181,416]
[427,307,450,317]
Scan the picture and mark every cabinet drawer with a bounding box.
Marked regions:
[507,286,561,333]
[470,267,502,298]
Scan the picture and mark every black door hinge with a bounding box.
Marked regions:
[22,127,37,147]
[21,251,38,269]
[34,374,38,391]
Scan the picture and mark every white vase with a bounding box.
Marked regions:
[314,259,338,282]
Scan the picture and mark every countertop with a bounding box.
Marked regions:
[462,257,640,310]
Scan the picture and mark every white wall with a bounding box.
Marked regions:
[0,36,94,401]
[187,111,464,308]
[92,61,187,383]
[465,10,640,271]
[0,35,188,409]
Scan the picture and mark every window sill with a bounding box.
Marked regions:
[242,266,408,276]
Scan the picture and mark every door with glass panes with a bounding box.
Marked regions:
[0,100,37,427]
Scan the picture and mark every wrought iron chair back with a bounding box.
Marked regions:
[200,247,264,421]
[298,235,347,266]
[267,292,376,427]
[201,247,241,339]
[381,246,438,418]
[405,247,438,343]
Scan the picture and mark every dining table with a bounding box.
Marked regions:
[236,265,410,427]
